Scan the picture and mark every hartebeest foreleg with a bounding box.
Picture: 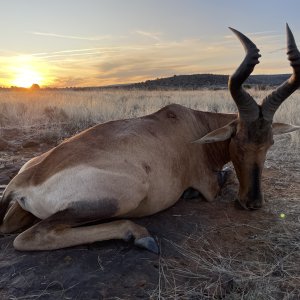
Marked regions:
[13,213,159,253]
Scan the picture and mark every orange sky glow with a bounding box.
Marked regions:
[1,1,300,88]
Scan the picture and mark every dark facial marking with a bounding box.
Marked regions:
[247,117,272,144]
[247,163,261,201]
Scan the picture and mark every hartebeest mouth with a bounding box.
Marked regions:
[0,25,299,252]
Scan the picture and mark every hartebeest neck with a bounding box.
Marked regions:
[203,139,231,170]
[193,110,236,169]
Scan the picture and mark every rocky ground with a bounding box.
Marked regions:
[0,127,299,299]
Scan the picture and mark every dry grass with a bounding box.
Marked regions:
[146,132,299,299]
[148,135,300,299]
[0,88,299,145]
[148,214,300,299]
[0,88,299,299]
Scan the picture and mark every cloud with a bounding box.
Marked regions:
[135,30,162,41]
[0,71,11,79]
[30,31,112,41]
[3,31,289,87]
[42,37,244,87]
[224,30,280,39]
[90,39,234,83]
[52,76,88,87]
[246,30,278,36]
[34,51,102,60]
[268,47,286,54]
[33,48,102,56]
[41,38,216,86]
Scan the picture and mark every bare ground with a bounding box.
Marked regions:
[0,127,299,300]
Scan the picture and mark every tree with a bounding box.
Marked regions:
[30,83,40,90]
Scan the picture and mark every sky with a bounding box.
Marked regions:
[1,0,300,88]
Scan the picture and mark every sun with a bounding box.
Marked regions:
[12,67,43,88]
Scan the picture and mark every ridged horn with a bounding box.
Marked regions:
[228,27,260,122]
[261,24,300,121]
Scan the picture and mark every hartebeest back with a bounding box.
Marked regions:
[0,25,299,253]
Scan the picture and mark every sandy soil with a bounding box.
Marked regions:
[0,127,299,299]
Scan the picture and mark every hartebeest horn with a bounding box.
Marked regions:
[229,28,260,122]
[261,24,300,121]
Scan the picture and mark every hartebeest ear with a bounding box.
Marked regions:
[193,124,235,144]
[272,123,300,135]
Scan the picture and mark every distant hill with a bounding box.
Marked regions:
[124,74,291,90]
[4,73,288,91]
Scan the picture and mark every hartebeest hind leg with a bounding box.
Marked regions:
[13,211,159,253]
[0,201,37,234]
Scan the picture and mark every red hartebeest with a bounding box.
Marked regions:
[0,25,299,253]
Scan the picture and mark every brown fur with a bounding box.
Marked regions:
[0,104,237,251]
[0,103,295,251]
[2,25,300,252]
[13,105,234,189]
[227,115,274,208]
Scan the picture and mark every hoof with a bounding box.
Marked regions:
[134,236,160,254]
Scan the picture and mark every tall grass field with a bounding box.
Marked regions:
[0,88,299,145]
[0,88,299,299]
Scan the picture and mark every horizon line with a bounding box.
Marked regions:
[0,72,292,90]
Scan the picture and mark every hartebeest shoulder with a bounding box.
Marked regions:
[0,25,299,253]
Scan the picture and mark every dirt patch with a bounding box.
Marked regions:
[0,129,299,299]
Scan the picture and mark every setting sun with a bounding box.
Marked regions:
[12,67,43,88]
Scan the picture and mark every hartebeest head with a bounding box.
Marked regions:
[196,24,300,209]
